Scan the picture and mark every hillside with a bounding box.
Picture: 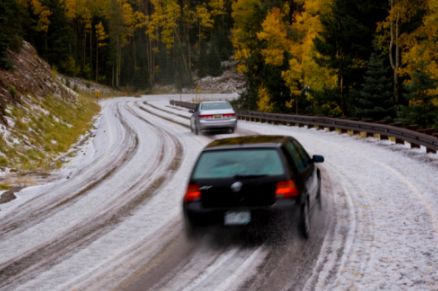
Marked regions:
[0,41,106,189]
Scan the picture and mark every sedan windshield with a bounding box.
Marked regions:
[200,102,232,110]
[192,149,284,179]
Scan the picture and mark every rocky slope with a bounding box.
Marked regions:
[0,41,103,186]
[0,41,77,124]
[194,61,246,94]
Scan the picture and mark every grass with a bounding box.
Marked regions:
[0,183,10,190]
[0,94,100,173]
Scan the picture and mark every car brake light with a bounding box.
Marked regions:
[275,180,298,199]
[200,114,214,119]
[184,183,201,202]
[223,113,235,118]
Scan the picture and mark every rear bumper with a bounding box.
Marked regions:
[198,118,237,130]
[183,199,297,224]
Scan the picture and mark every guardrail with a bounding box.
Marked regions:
[169,100,438,153]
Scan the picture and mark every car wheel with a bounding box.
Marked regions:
[183,212,202,240]
[299,199,311,239]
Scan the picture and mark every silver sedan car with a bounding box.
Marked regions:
[190,101,237,134]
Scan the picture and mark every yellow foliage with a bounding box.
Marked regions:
[231,0,261,72]
[282,58,302,96]
[83,8,92,32]
[134,11,147,30]
[282,0,336,103]
[64,0,77,20]
[208,0,225,17]
[237,63,248,74]
[147,0,180,49]
[257,85,274,112]
[401,0,438,95]
[122,2,135,40]
[231,0,336,107]
[31,0,52,33]
[196,4,214,30]
[95,22,108,48]
[257,7,289,66]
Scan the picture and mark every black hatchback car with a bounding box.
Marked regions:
[182,135,324,239]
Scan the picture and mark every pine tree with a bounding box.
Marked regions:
[399,62,438,129]
[314,0,388,115]
[0,0,22,69]
[45,0,73,73]
[356,53,394,121]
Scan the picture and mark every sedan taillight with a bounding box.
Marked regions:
[184,183,201,202]
[223,113,236,118]
[275,180,299,199]
[200,114,214,119]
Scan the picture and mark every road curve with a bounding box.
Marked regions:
[0,95,436,291]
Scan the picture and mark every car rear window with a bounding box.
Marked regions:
[200,102,232,110]
[192,149,285,179]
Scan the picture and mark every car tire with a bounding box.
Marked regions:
[299,199,311,239]
[183,212,202,240]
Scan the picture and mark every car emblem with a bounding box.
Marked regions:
[231,181,243,192]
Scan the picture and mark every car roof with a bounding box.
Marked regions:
[204,135,290,151]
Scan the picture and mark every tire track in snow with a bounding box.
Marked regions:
[0,104,139,238]
[111,101,288,291]
[56,102,201,291]
[0,101,185,290]
[66,100,265,291]
[144,101,191,119]
[308,139,438,289]
[139,104,190,129]
[238,121,438,290]
[236,166,333,291]
[147,102,353,291]
[304,162,375,290]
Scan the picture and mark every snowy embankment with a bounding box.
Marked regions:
[0,94,436,291]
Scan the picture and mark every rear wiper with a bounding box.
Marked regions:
[233,174,268,179]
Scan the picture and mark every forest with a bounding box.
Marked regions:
[0,0,437,129]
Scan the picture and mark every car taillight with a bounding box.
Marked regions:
[184,183,201,202]
[200,114,214,119]
[275,180,299,199]
[223,113,235,118]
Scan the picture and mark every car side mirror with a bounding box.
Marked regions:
[312,155,324,163]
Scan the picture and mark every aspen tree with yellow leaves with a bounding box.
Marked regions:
[282,0,336,114]
[95,21,107,81]
[2,0,436,128]
[5,0,232,89]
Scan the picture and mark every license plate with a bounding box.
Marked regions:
[214,114,223,119]
[224,211,251,225]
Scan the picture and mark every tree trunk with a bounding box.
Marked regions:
[83,31,87,67]
[116,37,121,87]
[90,27,93,74]
[95,44,99,82]
[147,37,155,87]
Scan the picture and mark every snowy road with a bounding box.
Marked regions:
[0,95,437,290]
